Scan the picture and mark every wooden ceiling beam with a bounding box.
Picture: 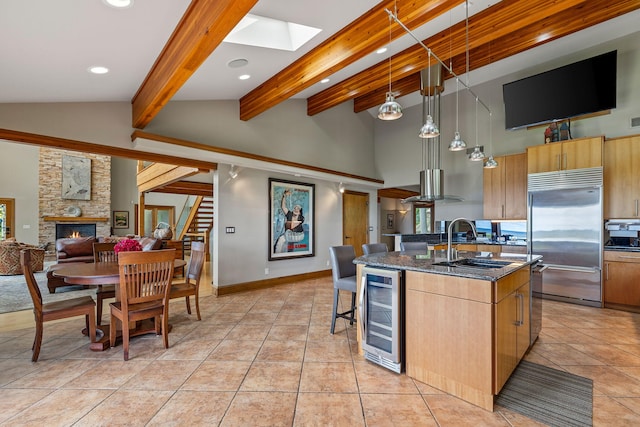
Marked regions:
[152,181,213,197]
[238,0,463,121]
[353,0,640,113]
[131,0,258,129]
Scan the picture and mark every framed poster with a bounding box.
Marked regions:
[269,178,315,260]
[113,211,129,229]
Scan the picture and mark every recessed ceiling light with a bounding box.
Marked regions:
[102,0,134,9]
[238,74,251,80]
[227,58,249,68]
[88,66,109,75]
[320,78,330,84]
[376,47,388,54]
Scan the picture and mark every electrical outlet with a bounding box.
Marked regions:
[225,226,236,233]
[265,267,269,275]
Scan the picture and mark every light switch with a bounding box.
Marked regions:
[225,227,236,234]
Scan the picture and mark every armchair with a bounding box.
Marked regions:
[0,238,44,275]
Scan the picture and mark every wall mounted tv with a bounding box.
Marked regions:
[503,50,617,130]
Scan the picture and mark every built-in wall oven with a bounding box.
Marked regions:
[359,266,404,373]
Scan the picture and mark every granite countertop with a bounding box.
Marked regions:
[354,250,542,281]
[604,246,640,252]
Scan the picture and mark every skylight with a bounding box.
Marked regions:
[224,14,322,52]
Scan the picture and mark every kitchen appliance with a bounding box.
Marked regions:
[605,220,640,248]
[528,167,603,306]
[358,266,404,373]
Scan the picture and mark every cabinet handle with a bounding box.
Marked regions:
[502,205,505,218]
[514,293,524,326]
[556,154,561,171]
[563,153,567,170]
[636,199,639,217]
[606,263,609,281]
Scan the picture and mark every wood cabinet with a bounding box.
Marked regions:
[527,135,603,174]
[604,251,640,311]
[604,135,640,219]
[405,266,531,411]
[483,152,527,220]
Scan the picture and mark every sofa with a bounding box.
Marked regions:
[0,238,45,275]
[46,236,163,293]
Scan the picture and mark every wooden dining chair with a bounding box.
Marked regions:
[169,241,205,320]
[20,250,96,362]
[93,242,117,326]
[109,249,175,361]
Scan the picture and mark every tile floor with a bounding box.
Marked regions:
[2,276,640,426]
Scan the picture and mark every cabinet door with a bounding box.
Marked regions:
[495,291,518,393]
[527,143,562,173]
[604,136,640,219]
[504,153,528,219]
[604,261,640,306]
[516,282,531,361]
[483,156,505,219]
[562,137,603,170]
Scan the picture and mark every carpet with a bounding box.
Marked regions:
[0,266,96,313]
[495,360,593,427]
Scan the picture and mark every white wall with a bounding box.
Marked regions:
[0,143,39,244]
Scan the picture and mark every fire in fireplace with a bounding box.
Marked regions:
[55,223,97,240]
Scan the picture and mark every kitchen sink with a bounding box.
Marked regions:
[432,258,513,269]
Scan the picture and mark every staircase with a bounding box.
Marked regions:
[179,196,213,258]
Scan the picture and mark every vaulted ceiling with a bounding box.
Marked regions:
[2,0,639,130]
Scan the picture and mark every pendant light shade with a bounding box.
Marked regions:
[449,131,466,151]
[419,115,439,138]
[378,92,403,120]
[469,145,485,161]
[484,155,498,168]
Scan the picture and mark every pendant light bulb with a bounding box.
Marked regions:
[484,155,498,168]
[449,78,466,151]
[419,115,439,138]
[469,146,485,161]
[378,92,403,120]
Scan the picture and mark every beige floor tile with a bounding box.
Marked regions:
[221,391,297,427]
[568,343,640,366]
[304,339,352,362]
[0,388,53,423]
[62,359,152,389]
[240,311,279,324]
[157,337,220,360]
[361,393,438,426]
[299,361,358,393]
[531,342,605,366]
[121,360,200,390]
[5,388,112,426]
[181,360,252,391]
[241,361,302,392]
[225,323,272,340]
[567,365,640,396]
[147,390,235,427]
[207,339,263,361]
[73,389,172,426]
[9,359,97,388]
[293,392,365,426]
[353,359,420,394]
[267,324,308,341]
[256,339,306,362]
[274,312,311,326]
[0,358,43,386]
[424,394,511,426]
[593,396,640,426]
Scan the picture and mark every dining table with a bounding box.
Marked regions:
[52,258,187,351]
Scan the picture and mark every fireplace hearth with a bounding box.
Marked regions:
[55,223,97,240]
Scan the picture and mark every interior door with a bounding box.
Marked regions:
[342,191,368,257]
[0,198,15,240]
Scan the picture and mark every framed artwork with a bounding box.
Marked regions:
[387,213,394,229]
[269,178,315,260]
[113,211,129,229]
[61,155,91,200]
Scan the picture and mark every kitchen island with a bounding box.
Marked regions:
[354,249,542,411]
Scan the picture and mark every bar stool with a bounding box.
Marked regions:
[362,243,388,255]
[329,245,357,334]
[400,241,428,251]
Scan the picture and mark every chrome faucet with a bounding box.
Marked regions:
[447,217,478,263]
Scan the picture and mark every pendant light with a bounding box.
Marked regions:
[448,77,466,151]
[378,6,402,121]
[484,112,498,168]
[469,97,485,161]
[419,50,439,138]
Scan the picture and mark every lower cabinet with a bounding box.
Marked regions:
[604,251,640,311]
[405,267,531,411]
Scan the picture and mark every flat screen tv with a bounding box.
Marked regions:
[503,50,617,130]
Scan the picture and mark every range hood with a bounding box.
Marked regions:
[402,65,463,204]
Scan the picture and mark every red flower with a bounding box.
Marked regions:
[114,239,142,253]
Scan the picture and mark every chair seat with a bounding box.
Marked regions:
[110,301,164,319]
[42,296,96,314]
[170,282,196,298]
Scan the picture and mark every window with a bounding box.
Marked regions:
[413,202,434,234]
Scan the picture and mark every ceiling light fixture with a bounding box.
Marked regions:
[448,77,466,151]
[320,78,330,84]
[238,74,251,80]
[338,182,345,193]
[228,165,239,179]
[418,50,439,138]
[378,4,402,121]
[484,112,498,168]
[102,0,133,9]
[469,97,485,161]
[88,66,109,75]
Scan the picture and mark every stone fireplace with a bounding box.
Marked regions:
[55,223,97,240]
[38,147,112,249]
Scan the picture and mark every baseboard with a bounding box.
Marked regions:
[215,269,332,296]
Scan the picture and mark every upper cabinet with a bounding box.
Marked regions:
[527,136,603,174]
[604,135,640,219]
[483,152,527,220]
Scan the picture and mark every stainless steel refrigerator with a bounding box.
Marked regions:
[528,168,603,306]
